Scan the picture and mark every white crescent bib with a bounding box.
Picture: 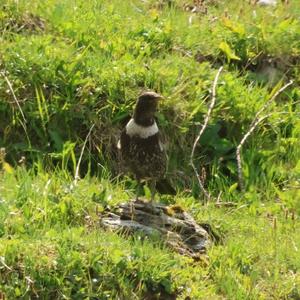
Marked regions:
[125,118,158,139]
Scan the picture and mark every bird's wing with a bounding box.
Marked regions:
[119,129,130,154]
[117,139,121,150]
[157,131,166,152]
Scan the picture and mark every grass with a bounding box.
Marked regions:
[0,0,300,299]
[0,168,299,299]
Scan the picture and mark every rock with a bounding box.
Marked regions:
[100,199,213,259]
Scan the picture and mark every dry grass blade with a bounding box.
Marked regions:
[1,71,27,125]
[250,80,294,128]
[1,71,31,145]
[74,123,95,185]
[190,66,223,202]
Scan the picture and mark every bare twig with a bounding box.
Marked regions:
[216,191,222,203]
[1,71,27,125]
[250,80,293,128]
[242,50,263,72]
[74,124,95,185]
[236,80,294,190]
[1,71,31,145]
[0,256,13,271]
[190,66,223,201]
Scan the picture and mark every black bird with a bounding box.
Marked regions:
[118,91,167,202]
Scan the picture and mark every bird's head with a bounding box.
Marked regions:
[133,91,163,126]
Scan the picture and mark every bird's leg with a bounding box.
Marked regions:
[130,177,141,218]
[135,177,142,201]
[149,179,156,204]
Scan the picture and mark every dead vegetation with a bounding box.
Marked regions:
[1,11,45,33]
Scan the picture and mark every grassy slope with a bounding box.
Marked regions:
[0,169,299,299]
[0,0,300,299]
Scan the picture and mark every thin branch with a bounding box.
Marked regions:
[0,256,13,271]
[1,71,31,145]
[74,124,95,185]
[190,66,223,201]
[236,81,294,190]
[250,80,293,128]
[1,71,27,125]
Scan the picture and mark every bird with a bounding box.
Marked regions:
[118,91,167,203]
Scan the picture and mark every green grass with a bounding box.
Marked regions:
[0,169,299,299]
[0,0,300,298]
